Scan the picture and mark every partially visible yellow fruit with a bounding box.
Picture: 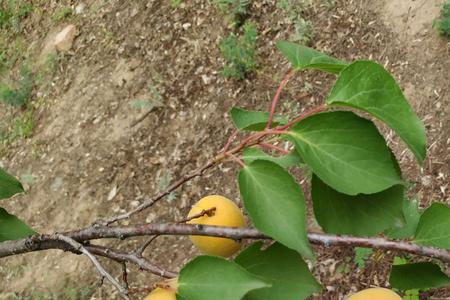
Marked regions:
[187,195,245,257]
[144,288,176,300]
[144,278,178,300]
[347,287,402,300]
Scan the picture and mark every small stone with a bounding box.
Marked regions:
[54,25,77,52]
[182,23,191,30]
[51,177,64,192]
[75,3,85,15]
[107,185,118,201]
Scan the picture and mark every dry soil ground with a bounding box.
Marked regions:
[0,0,449,299]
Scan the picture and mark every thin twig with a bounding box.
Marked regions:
[135,235,160,256]
[177,207,216,224]
[85,244,177,278]
[122,262,129,290]
[220,129,239,153]
[257,143,290,155]
[277,104,328,130]
[226,153,246,168]
[55,234,130,300]
[102,160,217,225]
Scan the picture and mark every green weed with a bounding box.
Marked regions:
[354,247,373,270]
[52,7,72,22]
[171,0,183,8]
[0,65,33,107]
[214,0,250,28]
[0,1,33,31]
[434,1,450,37]
[219,21,258,79]
[0,110,34,145]
[277,0,314,45]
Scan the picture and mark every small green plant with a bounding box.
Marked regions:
[277,0,314,44]
[0,1,32,31]
[0,110,34,145]
[219,21,257,79]
[52,7,72,22]
[0,65,33,107]
[354,247,373,270]
[171,0,183,8]
[214,0,250,28]
[434,1,450,37]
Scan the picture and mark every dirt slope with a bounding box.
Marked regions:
[0,0,449,299]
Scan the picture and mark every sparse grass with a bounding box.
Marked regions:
[0,110,34,145]
[434,1,450,37]
[171,0,183,8]
[219,21,258,79]
[52,7,73,22]
[7,286,93,300]
[277,0,314,45]
[214,0,250,28]
[0,65,33,107]
[0,0,33,32]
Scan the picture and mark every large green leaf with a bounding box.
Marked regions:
[238,160,313,258]
[386,198,421,239]
[327,61,426,163]
[235,242,321,300]
[414,203,450,249]
[276,40,348,74]
[230,107,287,131]
[0,207,35,242]
[242,147,303,169]
[286,111,403,195]
[0,167,24,200]
[178,256,269,300]
[311,175,404,236]
[390,262,450,290]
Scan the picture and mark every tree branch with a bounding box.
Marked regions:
[1,224,449,264]
[55,234,129,300]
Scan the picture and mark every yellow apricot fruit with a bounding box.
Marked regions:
[144,278,178,300]
[187,195,245,257]
[347,287,402,300]
[144,288,176,300]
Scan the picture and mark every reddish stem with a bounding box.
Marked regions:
[227,153,246,168]
[265,69,296,129]
[220,129,239,153]
[278,104,328,130]
[258,143,290,155]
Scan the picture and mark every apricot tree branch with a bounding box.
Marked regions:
[85,244,177,279]
[1,224,449,264]
[55,234,130,300]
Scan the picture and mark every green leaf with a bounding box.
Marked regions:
[327,61,426,163]
[386,198,421,239]
[0,207,35,242]
[389,262,450,290]
[414,203,450,249]
[311,175,404,236]
[242,147,303,169]
[276,40,348,74]
[235,242,321,300]
[238,160,313,258]
[286,111,403,195]
[178,256,269,300]
[0,167,24,200]
[230,107,287,131]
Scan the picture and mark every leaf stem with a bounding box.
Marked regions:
[265,69,296,129]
